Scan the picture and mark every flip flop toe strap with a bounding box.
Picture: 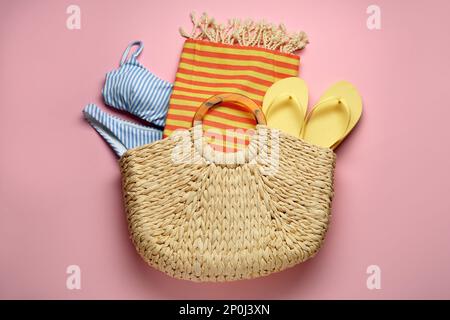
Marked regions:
[266,93,306,132]
[303,96,352,149]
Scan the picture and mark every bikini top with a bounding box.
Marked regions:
[102,41,173,128]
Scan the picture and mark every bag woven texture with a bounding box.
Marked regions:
[120,125,335,282]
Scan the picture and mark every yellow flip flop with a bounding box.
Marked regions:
[262,77,308,137]
[301,81,362,149]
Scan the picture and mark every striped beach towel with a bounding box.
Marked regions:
[163,13,308,151]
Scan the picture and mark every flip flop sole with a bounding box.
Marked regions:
[302,81,362,149]
[262,77,308,138]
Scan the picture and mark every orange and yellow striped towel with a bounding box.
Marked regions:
[163,39,300,151]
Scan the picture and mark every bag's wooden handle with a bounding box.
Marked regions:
[192,93,266,126]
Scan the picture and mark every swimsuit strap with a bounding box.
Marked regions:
[120,41,144,66]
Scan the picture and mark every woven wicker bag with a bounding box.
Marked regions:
[119,94,336,282]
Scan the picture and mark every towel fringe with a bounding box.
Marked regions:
[179,12,308,54]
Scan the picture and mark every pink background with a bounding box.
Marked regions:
[1,0,450,299]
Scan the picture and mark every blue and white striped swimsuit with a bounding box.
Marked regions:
[83,41,173,157]
[83,104,163,156]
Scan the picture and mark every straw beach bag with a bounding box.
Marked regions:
[120,94,336,282]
